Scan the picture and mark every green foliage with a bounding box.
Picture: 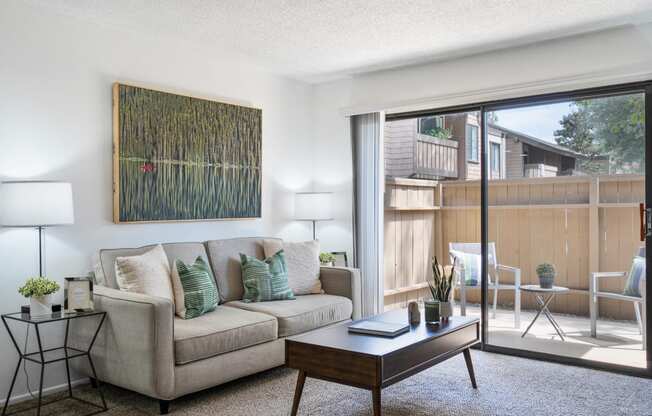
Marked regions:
[554,94,645,174]
[535,263,556,276]
[428,256,455,302]
[319,252,337,264]
[18,277,60,298]
[424,127,453,140]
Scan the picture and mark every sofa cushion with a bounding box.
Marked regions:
[100,242,210,289]
[114,244,174,301]
[226,294,352,337]
[173,305,277,365]
[263,239,322,295]
[205,238,280,302]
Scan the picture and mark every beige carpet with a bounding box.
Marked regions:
[7,351,651,415]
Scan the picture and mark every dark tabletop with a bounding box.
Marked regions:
[288,309,478,357]
[2,310,104,324]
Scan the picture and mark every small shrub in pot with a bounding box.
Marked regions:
[536,263,556,289]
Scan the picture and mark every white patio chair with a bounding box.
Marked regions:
[590,247,646,349]
[449,242,521,328]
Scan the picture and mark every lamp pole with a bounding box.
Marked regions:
[37,226,44,276]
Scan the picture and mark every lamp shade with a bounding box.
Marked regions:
[294,192,333,221]
[0,181,74,227]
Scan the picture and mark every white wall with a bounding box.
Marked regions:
[0,1,319,401]
[313,22,652,258]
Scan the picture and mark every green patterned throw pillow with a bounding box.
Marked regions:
[175,257,218,319]
[240,250,295,302]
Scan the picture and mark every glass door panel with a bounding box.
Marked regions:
[484,92,646,370]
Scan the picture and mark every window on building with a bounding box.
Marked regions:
[491,142,501,177]
[466,124,479,162]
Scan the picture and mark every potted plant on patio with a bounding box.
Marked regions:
[426,256,455,322]
[536,263,556,289]
[18,276,60,316]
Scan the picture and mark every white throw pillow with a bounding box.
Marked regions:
[263,239,322,295]
[115,244,174,301]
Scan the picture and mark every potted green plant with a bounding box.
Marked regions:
[426,256,455,322]
[319,252,337,267]
[536,263,556,289]
[19,277,60,316]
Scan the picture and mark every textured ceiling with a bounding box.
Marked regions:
[25,0,652,83]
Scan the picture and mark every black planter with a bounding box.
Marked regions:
[538,273,555,289]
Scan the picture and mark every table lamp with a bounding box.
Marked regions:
[0,181,75,276]
[294,192,333,240]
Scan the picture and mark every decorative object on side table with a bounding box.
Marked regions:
[428,256,455,322]
[1,311,108,416]
[18,276,60,317]
[319,252,337,266]
[64,277,94,312]
[536,263,556,289]
[408,301,421,324]
[294,192,333,240]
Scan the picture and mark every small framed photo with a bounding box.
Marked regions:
[64,277,94,312]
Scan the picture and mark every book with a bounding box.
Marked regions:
[348,320,410,337]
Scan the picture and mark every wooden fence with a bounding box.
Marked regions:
[384,174,644,321]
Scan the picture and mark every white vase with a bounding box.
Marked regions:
[30,295,53,316]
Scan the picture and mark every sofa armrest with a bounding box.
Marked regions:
[320,267,362,320]
[70,285,175,400]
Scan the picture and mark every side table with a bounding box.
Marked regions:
[1,310,107,416]
[520,285,570,341]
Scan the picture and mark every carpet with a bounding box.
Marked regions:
[7,351,651,415]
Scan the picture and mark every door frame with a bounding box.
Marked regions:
[386,80,652,378]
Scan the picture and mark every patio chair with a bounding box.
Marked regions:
[449,242,521,328]
[589,247,646,349]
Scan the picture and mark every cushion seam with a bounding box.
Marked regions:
[174,319,277,342]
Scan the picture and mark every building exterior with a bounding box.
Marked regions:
[384,114,585,180]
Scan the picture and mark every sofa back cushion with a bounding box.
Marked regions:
[205,237,280,302]
[100,242,210,289]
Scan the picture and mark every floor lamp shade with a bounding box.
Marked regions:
[294,192,333,221]
[0,181,75,227]
[294,192,333,240]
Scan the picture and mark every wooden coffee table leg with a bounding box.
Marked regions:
[291,370,306,416]
[463,349,477,389]
[372,386,382,416]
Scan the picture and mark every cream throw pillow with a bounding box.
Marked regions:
[115,244,174,301]
[263,239,322,295]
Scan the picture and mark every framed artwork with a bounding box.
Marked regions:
[64,277,94,312]
[113,83,262,223]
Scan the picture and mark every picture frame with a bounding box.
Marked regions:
[64,277,94,312]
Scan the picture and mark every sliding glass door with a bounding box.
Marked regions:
[480,85,651,376]
[385,81,652,376]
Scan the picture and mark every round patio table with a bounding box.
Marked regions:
[520,285,570,341]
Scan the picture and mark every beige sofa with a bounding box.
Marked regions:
[70,238,361,414]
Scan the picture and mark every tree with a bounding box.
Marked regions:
[554,94,645,174]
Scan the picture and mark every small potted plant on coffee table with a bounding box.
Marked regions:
[536,263,556,289]
[18,276,60,316]
[426,256,455,323]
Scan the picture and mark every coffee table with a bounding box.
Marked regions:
[520,285,570,341]
[285,309,480,416]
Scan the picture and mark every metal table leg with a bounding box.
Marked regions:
[521,293,564,339]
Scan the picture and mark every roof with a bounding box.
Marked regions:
[488,123,585,159]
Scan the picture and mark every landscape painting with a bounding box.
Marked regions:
[113,83,262,223]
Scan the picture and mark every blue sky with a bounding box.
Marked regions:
[490,101,575,144]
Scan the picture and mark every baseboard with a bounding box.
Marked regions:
[0,377,89,406]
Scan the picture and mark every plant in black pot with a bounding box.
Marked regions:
[426,256,455,323]
[536,263,556,289]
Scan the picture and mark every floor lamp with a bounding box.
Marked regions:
[294,192,333,240]
[0,181,75,277]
